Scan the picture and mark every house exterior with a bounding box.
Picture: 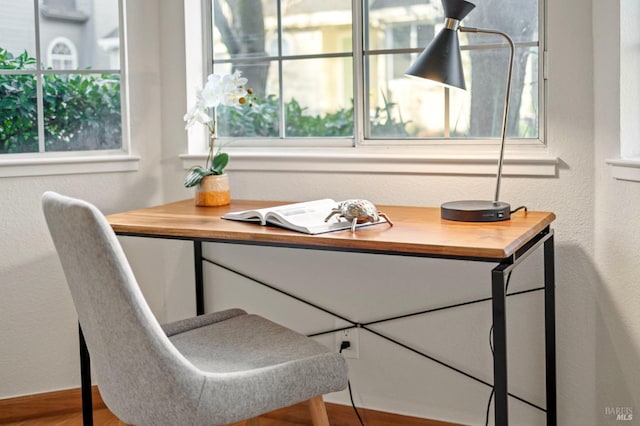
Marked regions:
[0,0,118,70]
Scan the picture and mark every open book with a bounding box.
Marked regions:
[222,199,385,234]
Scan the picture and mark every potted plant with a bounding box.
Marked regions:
[183,70,252,206]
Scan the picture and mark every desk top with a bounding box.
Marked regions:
[107,199,555,261]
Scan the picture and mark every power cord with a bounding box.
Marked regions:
[337,270,516,426]
[484,389,495,426]
[485,272,512,426]
[340,341,366,426]
[510,205,527,215]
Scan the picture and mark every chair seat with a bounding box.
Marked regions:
[165,310,347,424]
[169,313,337,374]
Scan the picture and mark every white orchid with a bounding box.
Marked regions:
[199,71,248,109]
[184,71,249,130]
[183,70,252,188]
[183,97,212,129]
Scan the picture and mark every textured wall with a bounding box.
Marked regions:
[593,0,640,423]
[0,0,166,397]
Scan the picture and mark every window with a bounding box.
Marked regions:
[0,0,124,155]
[620,0,640,160]
[206,0,544,147]
[386,22,434,81]
[47,37,77,69]
[606,0,640,181]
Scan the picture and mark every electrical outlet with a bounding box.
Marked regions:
[335,321,359,359]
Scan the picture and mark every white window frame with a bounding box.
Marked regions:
[606,0,640,182]
[0,0,137,178]
[182,0,557,177]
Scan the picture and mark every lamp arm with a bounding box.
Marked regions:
[460,27,515,204]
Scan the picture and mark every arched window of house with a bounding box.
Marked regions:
[47,37,78,70]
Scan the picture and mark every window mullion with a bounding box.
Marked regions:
[277,0,285,139]
[32,0,46,153]
[444,88,450,138]
[36,75,45,153]
[354,0,366,145]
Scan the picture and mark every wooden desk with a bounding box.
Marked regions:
[102,199,557,426]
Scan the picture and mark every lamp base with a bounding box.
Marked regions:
[441,200,511,222]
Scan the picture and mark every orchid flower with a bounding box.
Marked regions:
[183,70,253,187]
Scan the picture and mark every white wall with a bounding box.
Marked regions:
[593,0,640,421]
[2,0,638,425]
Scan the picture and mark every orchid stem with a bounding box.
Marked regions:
[206,119,216,170]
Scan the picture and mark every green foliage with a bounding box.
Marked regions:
[0,49,38,153]
[0,48,121,154]
[211,151,229,174]
[285,98,353,137]
[217,93,412,138]
[183,148,229,188]
[184,166,214,188]
[369,92,412,138]
[217,94,280,137]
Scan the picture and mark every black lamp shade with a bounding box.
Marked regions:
[405,0,476,90]
[405,29,466,90]
[442,0,475,21]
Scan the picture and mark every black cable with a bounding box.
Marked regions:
[340,342,366,426]
[510,205,528,215]
[347,380,366,426]
[485,389,495,426]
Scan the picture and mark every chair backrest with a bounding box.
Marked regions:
[42,192,203,423]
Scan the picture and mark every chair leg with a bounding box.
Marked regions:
[308,396,330,426]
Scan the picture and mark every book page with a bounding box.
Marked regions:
[224,199,388,234]
[264,199,337,233]
[266,199,388,234]
[222,207,271,224]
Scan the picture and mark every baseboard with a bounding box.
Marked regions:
[0,387,460,426]
[0,386,105,424]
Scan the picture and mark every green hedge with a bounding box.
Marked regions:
[2,48,410,154]
[0,49,121,154]
[217,92,412,138]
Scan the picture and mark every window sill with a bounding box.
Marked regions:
[606,158,640,182]
[0,154,140,178]
[181,147,558,177]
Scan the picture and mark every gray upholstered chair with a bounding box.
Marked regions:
[42,192,348,426]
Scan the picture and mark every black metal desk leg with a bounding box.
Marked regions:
[78,324,93,426]
[544,234,557,426]
[194,241,205,315]
[492,265,509,426]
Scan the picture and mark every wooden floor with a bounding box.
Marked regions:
[3,402,460,426]
[3,407,120,426]
[0,387,460,426]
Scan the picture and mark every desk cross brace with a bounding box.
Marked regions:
[202,256,547,414]
[75,225,554,426]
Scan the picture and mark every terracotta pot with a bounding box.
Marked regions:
[195,174,231,207]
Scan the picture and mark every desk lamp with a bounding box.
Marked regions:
[406,0,515,222]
